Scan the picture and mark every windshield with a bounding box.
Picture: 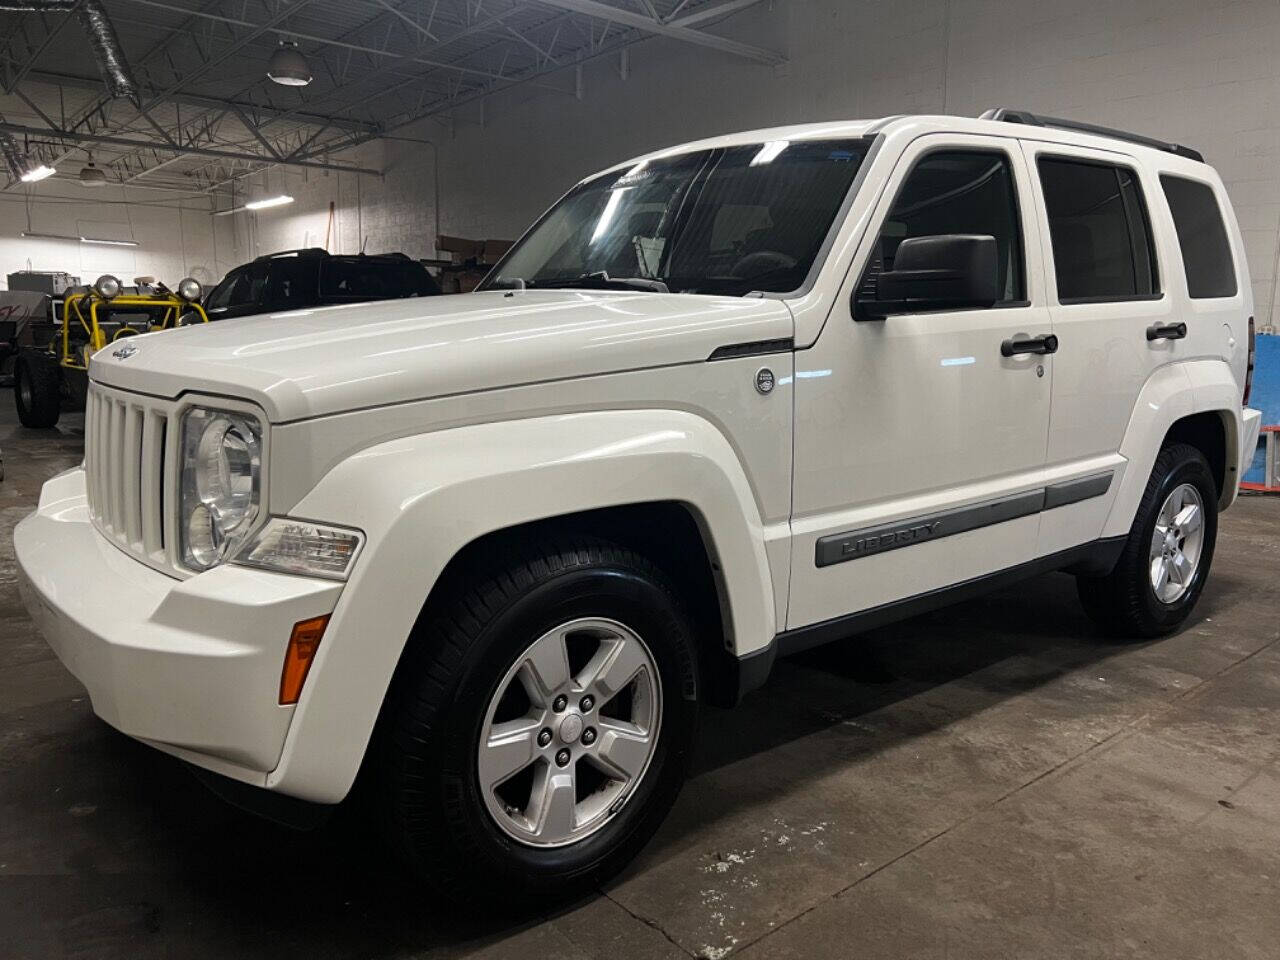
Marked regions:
[481,138,868,297]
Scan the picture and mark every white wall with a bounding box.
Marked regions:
[256,0,1280,325]
[0,182,218,290]
[11,0,1276,327]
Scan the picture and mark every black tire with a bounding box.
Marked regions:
[14,354,61,429]
[372,538,700,902]
[1077,443,1218,639]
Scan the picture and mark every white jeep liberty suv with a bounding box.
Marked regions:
[16,109,1262,899]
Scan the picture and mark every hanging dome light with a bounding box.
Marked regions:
[267,41,312,87]
[79,154,107,187]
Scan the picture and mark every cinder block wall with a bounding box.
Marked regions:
[0,185,218,289]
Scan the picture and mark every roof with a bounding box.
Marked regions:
[594,112,1212,181]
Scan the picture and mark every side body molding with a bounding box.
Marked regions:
[1103,358,1243,539]
[267,409,776,803]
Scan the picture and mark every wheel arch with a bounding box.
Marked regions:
[1104,359,1244,538]
[414,501,744,709]
[265,409,779,802]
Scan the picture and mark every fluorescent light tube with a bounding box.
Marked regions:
[20,231,137,247]
[244,194,294,210]
[20,164,56,183]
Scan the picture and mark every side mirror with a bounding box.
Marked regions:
[856,234,1000,319]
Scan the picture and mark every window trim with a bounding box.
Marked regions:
[1158,172,1239,301]
[1035,152,1164,306]
[854,145,1031,317]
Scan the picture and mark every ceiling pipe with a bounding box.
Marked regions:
[0,129,27,181]
[0,0,139,103]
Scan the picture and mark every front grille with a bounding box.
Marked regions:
[85,384,173,572]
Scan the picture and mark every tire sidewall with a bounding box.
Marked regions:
[1132,450,1218,630]
[423,565,698,888]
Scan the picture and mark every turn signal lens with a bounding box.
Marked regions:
[280,615,330,705]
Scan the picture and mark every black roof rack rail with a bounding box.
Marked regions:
[978,108,1204,163]
[255,247,330,261]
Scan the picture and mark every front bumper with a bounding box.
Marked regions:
[15,468,342,785]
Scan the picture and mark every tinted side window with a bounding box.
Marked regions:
[1038,158,1159,302]
[205,268,248,310]
[268,258,317,310]
[320,260,398,300]
[858,150,1025,307]
[1160,175,1237,298]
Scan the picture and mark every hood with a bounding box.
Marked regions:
[89,290,793,422]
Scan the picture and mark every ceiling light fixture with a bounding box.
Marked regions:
[79,155,107,187]
[215,194,295,216]
[20,162,56,183]
[267,41,312,87]
[21,230,138,247]
[245,194,294,210]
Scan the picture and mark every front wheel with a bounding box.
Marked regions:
[1077,443,1218,638]
[373,539,699,901]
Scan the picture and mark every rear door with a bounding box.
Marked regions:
[1021,143,1173,555]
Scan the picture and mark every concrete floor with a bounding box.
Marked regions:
[1,406,1278,960]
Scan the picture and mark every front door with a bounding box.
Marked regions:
[788,134,1054,630]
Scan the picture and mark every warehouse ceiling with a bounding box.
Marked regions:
[0,0,781,197]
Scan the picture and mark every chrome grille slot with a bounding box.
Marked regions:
[85,384,174,571]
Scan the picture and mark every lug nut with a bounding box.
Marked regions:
[579,695,595,712]
[581,727,597,746]
[537,728,552,747]
[552,694,568,713]
[555,748,571,767]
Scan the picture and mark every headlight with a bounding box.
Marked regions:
[177,277,202,302]
[180,407,263,571]
[234,518,363,581]
[94,274,121,299]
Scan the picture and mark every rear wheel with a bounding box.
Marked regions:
[373,538,699,901]
[14,354,61,428]
[1077,443,1218,638]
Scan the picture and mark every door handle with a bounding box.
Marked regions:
[1001,333,1059,357]
[1146,322,1187,342]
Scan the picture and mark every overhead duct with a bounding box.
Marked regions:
[0,0,138,102]
[0,130,25,181]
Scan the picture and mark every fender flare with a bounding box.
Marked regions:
[266,409,776,803]
[1103,359,1242,538]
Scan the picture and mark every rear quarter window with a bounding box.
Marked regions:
[1159,175,1238,299]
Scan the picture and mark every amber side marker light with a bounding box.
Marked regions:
[280,615,330,705]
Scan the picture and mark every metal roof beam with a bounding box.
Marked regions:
[0,120,382,175]
[531,0,783,64]
[23,70,380,134]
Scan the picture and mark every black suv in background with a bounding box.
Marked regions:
[202,248,441,320]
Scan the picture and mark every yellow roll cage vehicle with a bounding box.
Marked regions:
[14,274,208,428]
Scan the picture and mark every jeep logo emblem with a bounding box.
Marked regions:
[112,344,139,360]
[755,367,775,395]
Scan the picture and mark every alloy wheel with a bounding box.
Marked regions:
[1148,482,1205,604]
[477,617,661,847]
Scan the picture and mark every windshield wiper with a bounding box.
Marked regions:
[536,271,670,294]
